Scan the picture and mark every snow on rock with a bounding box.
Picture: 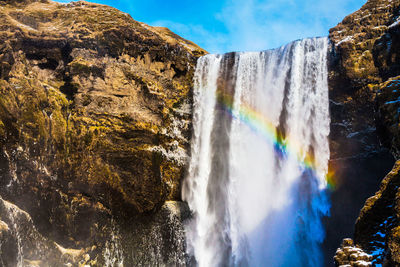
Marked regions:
[334,239,374,266]
[336,36,354,46]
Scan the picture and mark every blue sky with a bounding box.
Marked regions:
[57,0,366,53]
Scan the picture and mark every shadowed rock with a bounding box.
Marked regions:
[0,0,206,265]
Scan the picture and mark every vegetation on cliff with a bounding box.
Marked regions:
[329,0,400,265]
[0,0,206,265]
[2,0,400,266]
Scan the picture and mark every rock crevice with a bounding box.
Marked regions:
[0,0,206,265]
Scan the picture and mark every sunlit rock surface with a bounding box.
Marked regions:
[334,238,374,267]
[0,0,205,265]
[329,0,400,266]
[2,0,400,265]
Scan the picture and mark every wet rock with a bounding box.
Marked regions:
[326,0,400,265]
[376,76,400,157]
[0,0,206,265]
[352,161,400,265]
[0,196,95,266]
[120,201,191,266]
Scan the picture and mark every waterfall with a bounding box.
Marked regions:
[183,37,331,267]
[4,201,24,267]
[103,219,124,267]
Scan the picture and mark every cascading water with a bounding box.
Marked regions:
[103,219,124,267]
[183,37,331,267]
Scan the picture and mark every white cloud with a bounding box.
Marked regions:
[59,0,366,54]
[215,0,366,53]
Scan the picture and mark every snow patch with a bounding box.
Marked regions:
[389,18,400,29]
[336,36,353,46]
[375,231,385,238]
[148,141,188,166]
[384,99,400,105]
[355,260,372,266]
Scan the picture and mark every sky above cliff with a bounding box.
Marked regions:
[58,0,366,53]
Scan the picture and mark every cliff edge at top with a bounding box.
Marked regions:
[0,0,206,265]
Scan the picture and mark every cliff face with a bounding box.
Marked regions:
[0,0,206,265]
[328,0,400,266]
[3,0,400,266]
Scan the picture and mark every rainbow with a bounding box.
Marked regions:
[215,89,336,190]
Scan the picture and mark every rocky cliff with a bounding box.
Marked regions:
[3,0,400,266]
[328,0,400,266]
[0,0,206,265]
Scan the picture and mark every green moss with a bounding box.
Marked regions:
[0,119,5,138]
[0,0,203,218]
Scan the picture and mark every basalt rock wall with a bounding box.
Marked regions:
[0,0,206,265]
[3,0,400,266]
[328,0,400,266]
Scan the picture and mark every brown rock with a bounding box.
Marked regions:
[325,0,399,263]
[0,0,206,265]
